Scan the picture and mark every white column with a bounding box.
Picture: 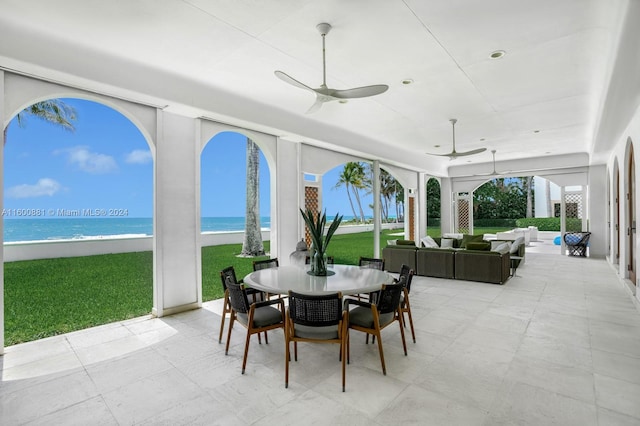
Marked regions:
[373,160,381,257]
[275,138,302,264]
[440,178,454,234]
[417,172,428,242]
[0,70,5,353]
[153,111,200,317]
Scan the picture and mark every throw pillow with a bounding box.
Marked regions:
[491,242,510,253]
[421,236,439,248]
[443,233,463,240]
[460,234,484,249]
[387,239,397,246]
[466,241,491,251]
[440,238,454,248]
[511,236,525,254]
[491,241,511,251]
[397,239,416,246]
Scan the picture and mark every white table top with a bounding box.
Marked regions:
[243,264,393,296]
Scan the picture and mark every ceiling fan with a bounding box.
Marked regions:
[475,150,511,176]
[426,118,486,159]
[274,23,389,114]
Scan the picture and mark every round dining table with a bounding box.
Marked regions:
[243,264,393,296]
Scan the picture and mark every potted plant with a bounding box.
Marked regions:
[300,208,343,276]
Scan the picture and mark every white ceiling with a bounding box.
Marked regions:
[0,0,631,176]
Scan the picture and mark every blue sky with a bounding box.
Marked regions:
[4,98,370,219]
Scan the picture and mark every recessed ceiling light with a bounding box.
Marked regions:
[545,151,551,154]
[402,79,414,85]
[480,138,486,141]
[533,130,540,133]
[339,100,348,104]
[490,50,506,59]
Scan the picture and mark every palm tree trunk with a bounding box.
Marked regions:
[345,183,358,221]
[353,186,366,222]
[241,138,265,256]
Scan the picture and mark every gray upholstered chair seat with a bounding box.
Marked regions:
[237,306,284,328]
[294,324,339,340]
[348,307,393,328]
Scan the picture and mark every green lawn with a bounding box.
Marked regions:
[4,228,402,346]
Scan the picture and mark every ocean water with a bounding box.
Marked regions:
[2,217,271,243]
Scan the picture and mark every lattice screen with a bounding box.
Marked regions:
[304,186,319,246]
[456,193,470,234]
[564,192,583,232]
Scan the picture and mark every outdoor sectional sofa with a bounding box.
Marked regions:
[382,235,524,285]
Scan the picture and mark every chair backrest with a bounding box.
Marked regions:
[288,291,343,327]
[225,277,251,315]
[397,264,414,294]
[375,283,403,315]
[305,255,335,265]
[220,266,239,291]
[359,257,385,271]
[253,258,279,271]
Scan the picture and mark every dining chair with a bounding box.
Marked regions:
[218,266,266,344]
[252,257,279,271]
[224,276,286,374]
[345,282,407,375]
[358,257,385,270]
[252,258,279,299]
[285,291,348,391]
[395,264,416,343]
[356,257,385,302]
[304,255,335,264]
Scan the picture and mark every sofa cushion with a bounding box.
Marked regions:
[460,234,485,249]
[397,239,416,246]
[466,241,491,251]
[421,236,439,248]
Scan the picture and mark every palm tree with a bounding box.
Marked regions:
[241,138,265,256]
[4,99,77,144]
[334,162,366,223]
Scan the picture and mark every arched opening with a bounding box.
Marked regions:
[426,178,441,237]
[200,131,271,300]
[3,98,153,345]
[613,159,621,265]
[626,140,636,285]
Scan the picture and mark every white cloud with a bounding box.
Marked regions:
[125,149,152,164]
[57,145,118,174]
[6,178,62,198]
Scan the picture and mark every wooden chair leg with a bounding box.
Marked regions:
[285,337,290,388]
[218,296,230,343]
[241,330,252,374]
[397,311,408,356]
[375,329,386,375]
[225,313,235,355]
[404,303,416,343]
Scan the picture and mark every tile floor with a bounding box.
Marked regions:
[2,240,640,425]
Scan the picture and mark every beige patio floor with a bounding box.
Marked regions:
[2,245,640,425]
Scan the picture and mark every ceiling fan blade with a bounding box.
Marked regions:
[274,71,315,92]
[331,84,389,99]
[454,147,488,157]
[306,97,325,114]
